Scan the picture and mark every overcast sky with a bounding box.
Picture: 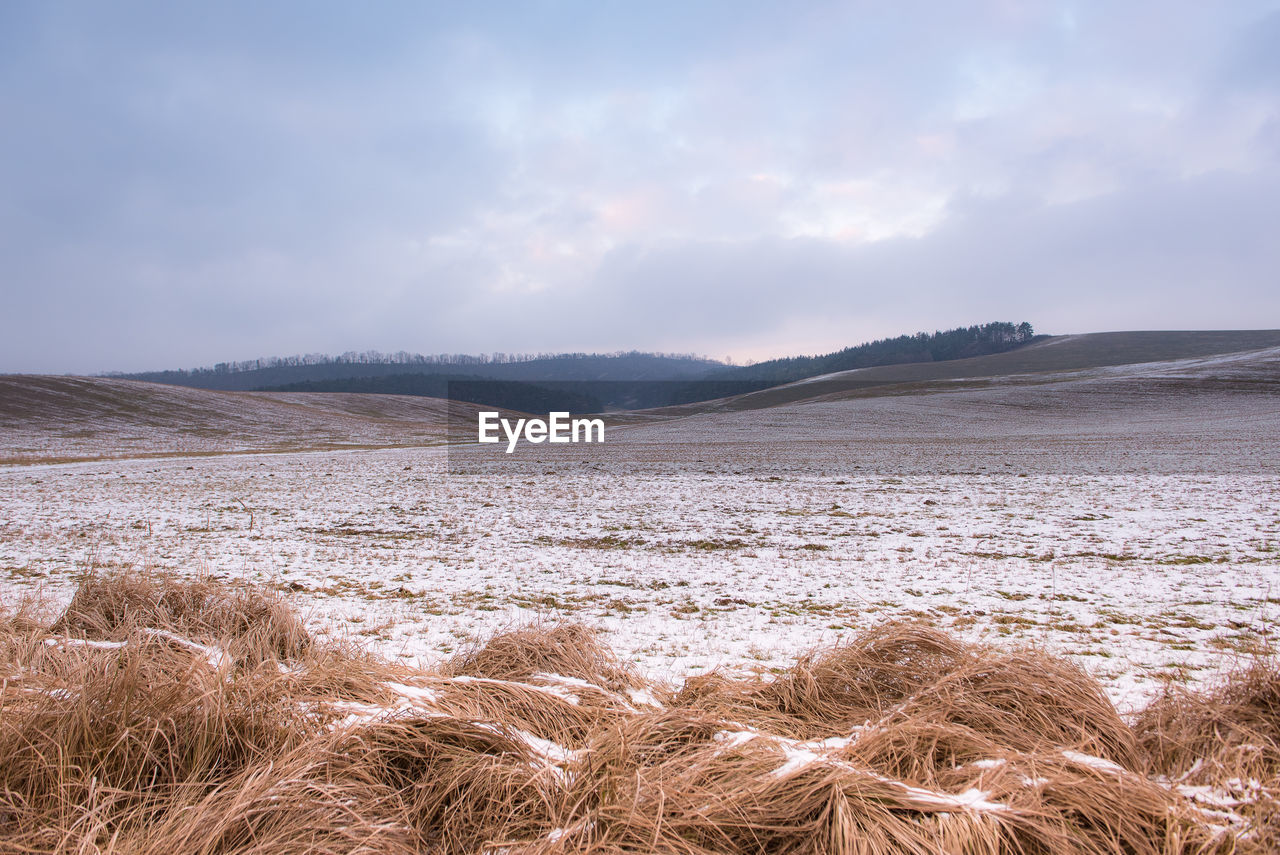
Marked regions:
[2,2,1278,373]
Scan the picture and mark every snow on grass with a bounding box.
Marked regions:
[2,387,1277,711]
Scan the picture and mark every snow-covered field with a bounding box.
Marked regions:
[3,367,1277,712]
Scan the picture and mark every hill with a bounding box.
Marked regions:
[113,351,726,391]
[5,329,1279,463]
[110,324,1040,399]
[0,376,471,464]
[719,321,1040,384]
[256,323,1042,409]
[647,330,1280,414]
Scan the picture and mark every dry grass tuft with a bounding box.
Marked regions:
[54,753,419,855]
[1135,657,1280,851]
[563,710,948,854]
[0,573,1270,853]
[676,621,973,738]
[441,621,648,695]
[1136,657,1280,778]
[0,634,311,849]
[329,716,566,852]
[852,648,1141,778]
[50,568,311,663]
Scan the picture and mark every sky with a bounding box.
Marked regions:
[1,2,1278,373]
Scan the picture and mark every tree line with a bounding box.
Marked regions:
[110,349,716,379]
[719,322,1038,384]
[104,321,1040,400]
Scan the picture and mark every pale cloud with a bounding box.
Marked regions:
[0,1,1277,372]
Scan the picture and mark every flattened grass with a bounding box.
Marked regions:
[0,569,1274,853]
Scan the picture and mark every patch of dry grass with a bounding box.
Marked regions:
[50,568,311,663]
[1135,657,1280,852]
[440,621,648,695]
[676,621,973,738]
[0,570,1273,853]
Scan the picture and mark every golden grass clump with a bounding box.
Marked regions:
[0,634,311,849]
[1134,657,1280,852]
[1136,657,1280,779]
[558,711,1207,855]
[441,621,649,695]
[0,571,1273,853]
[328,716,566,852]
[676,621,974,739]
[21,749,419,855]
[931,749,1216,854]
[50,568,311,663]
[771,621,975,719]
[409,675,610,749]
[850,649,1142,780]
[562,709,957,854]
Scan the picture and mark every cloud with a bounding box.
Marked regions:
[457,168,1279,356]
[0,2,1277,372]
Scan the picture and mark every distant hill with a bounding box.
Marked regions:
[718,321,1040,384]
[0,376,483,464]
[111,326,1040,393]
[644,329,1280,414]
[111,351,726,391]
[112,324,1040,407]
[7,329,1279,463]
[268,375,781,412]
[101,325,1280,416]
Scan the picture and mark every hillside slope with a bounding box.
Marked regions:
[598,341,1280,474]
[5,330,1279,463]
[0,377,468,463]
[657,330,1280,413]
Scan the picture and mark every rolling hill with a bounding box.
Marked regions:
[3,330,1278,463]
[114,351,726,391]
[0,377,469,464]
[646,330,1280,414]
